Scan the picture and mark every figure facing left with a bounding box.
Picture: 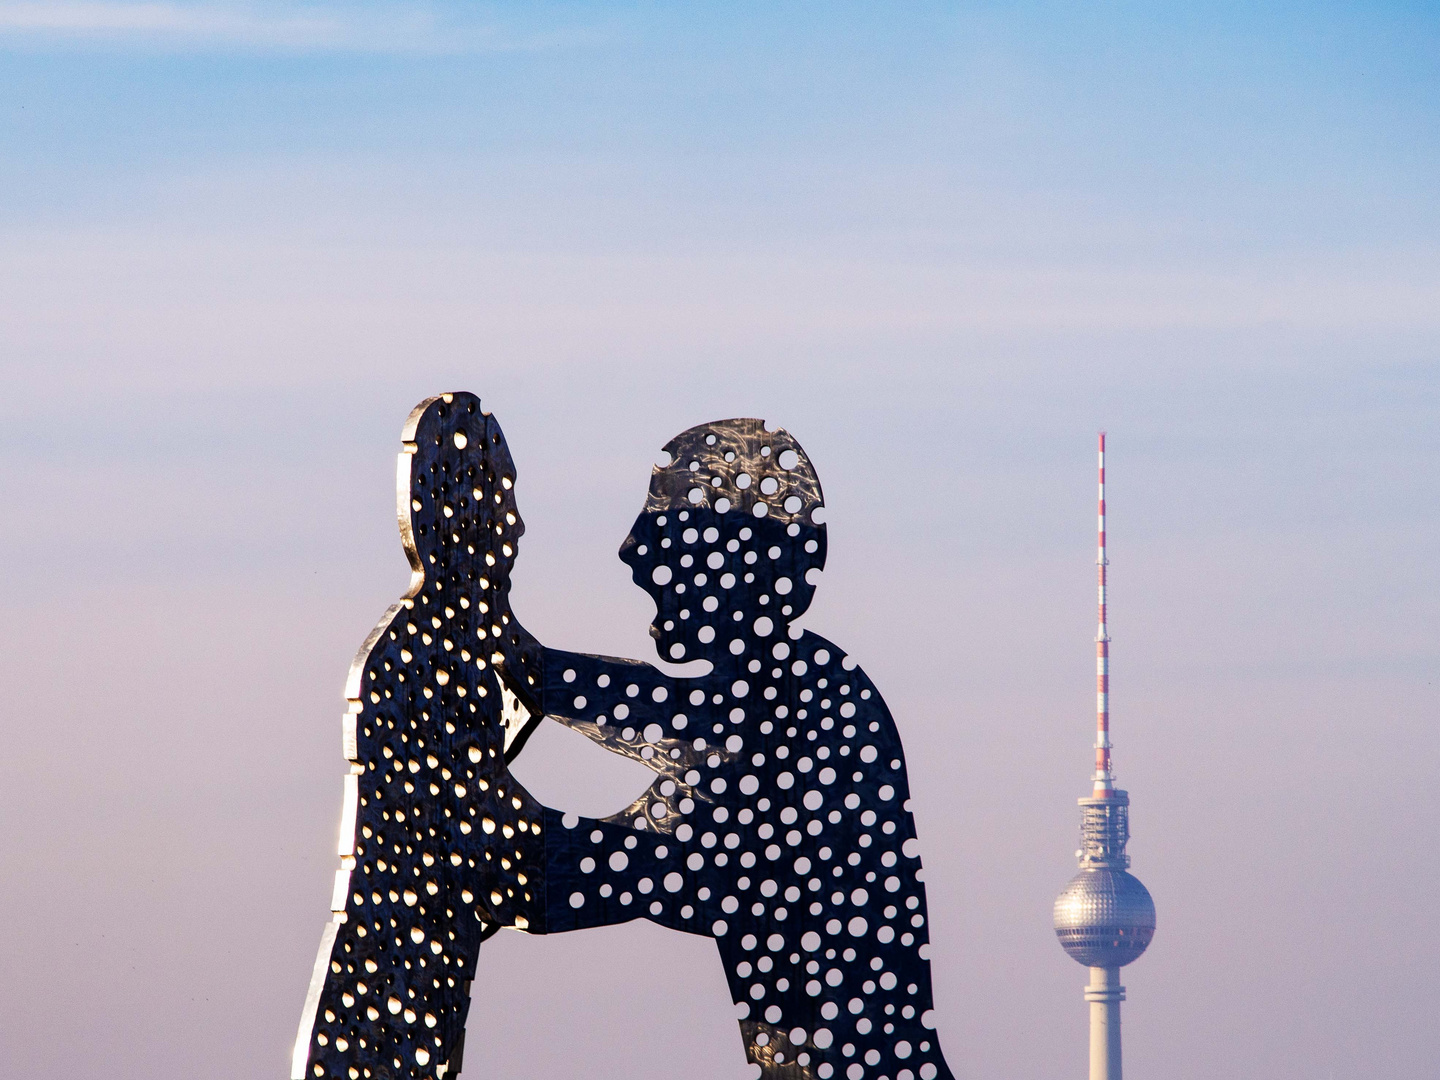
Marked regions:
[292,393,549,1080]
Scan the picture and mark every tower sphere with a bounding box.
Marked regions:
[1052,867,1156,968]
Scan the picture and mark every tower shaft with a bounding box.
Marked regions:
[1085,966,1124,1080]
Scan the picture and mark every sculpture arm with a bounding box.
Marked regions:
[536,646,739,833]
[541,807,720,938]
[539,646,686,734]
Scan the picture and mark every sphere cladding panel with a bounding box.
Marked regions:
[1052,868,1155,968]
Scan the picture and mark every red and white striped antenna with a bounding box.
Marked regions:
[1094,431,1114,796]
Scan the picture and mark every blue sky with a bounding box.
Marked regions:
[5,3,1437,243]
[0,4,1437,1079]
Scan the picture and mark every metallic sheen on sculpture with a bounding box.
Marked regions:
[292,393,957,1080]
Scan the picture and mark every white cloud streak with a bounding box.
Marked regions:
[0,1,598,52]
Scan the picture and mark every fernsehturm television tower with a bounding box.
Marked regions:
[1053,433,1156,1080]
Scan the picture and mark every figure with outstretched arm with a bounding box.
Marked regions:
[533,419,957,1080]
[292,394,551,1080]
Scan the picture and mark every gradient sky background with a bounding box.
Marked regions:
[1,3,1437,1078]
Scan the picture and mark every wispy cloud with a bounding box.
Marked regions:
[0,1,605,52]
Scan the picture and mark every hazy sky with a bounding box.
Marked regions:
[1,3,1437,1078]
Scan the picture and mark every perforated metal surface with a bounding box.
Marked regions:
[294,399,955,1080]
[540,417,954,1080]
[292,394,549,1080]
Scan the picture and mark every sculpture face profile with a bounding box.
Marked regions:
[617,418,826,663]
[294,398,955,1080]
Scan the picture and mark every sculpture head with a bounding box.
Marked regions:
[393,392,545,717]
[618,418,828,665]
[400,391,525,607]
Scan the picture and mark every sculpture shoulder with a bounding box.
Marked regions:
[786,628,909,766]
[787,629,893,715]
